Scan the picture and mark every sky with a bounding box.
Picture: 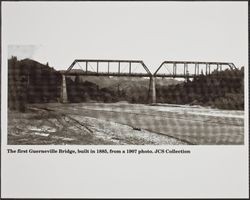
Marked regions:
[3,2,248,73]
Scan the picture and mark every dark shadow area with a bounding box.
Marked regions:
[156,68,244,110]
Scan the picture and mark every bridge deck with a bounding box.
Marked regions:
[62,72,152,77]
[62,72,219,78]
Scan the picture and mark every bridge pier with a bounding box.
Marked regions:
[60,74,68,103]
[148,76,156,104]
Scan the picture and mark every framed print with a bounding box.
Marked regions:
[1,1,249,198]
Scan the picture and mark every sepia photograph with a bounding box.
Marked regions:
[8,48,244,145]
[6,2,245,146]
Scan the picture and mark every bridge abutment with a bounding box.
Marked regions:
[60,75,68,103]
[149,76,156,104]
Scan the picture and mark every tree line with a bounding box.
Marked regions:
[8,57,62,111]
[8,57,244,112]
[156,67,244,110]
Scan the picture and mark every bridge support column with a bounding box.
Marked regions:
[149,76,156,104]
[60,75,68,103]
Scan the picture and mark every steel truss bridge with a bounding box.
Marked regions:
[65,59,152,77]
[60,59,238,103]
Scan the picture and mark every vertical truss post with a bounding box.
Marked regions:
[195,63,198,76]
[108,62,110,74]
[183,63,185,76]
[184,63,188,76]
[86,61,88,74]
[129,62,131,74]
[97,61,99,73]
[206,63,209,75]
[194,63,196,76]
[118,62,120,74]
[217,64,220,74]
[176,64,178,75]
[173,63,176,76]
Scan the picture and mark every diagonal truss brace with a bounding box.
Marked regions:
[154,61,237,76]
[66,59,152,76]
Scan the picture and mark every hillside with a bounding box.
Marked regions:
[8,57,244,111]
[8,57,180,110]
[156,67,244,110]
[8,57,62,111]
[66,76,181,104]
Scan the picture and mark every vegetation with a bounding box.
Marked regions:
[66,76,151,103]
[8,57,62,112]
[156,67,244,110]
[8,57,244,112]
[66,77,123,103]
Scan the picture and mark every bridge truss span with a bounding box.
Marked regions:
[65,59,152,77]
[60,59,239,104]
[154,61,237,78]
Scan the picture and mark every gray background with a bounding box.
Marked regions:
[1,2,249,198]
[4,2,248,70]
